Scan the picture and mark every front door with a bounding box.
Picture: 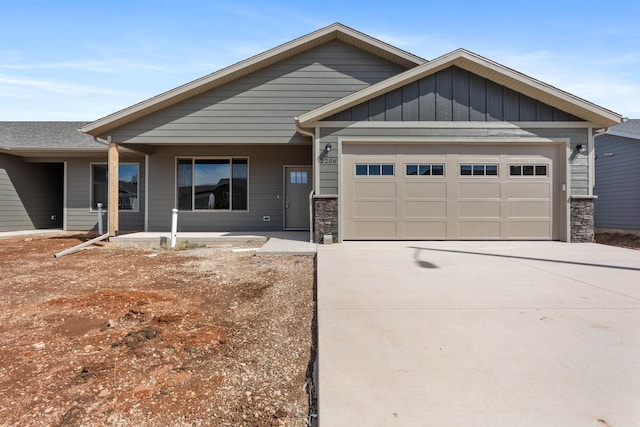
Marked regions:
[284,166,312,229]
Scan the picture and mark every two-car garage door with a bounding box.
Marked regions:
[342,143,564,240]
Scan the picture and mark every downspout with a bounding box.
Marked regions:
[295,117,316,243]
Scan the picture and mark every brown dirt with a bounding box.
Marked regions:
[595,232,640,250]
[0,233,315,426]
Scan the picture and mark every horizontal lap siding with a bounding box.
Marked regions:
[66,156,145,232]
[110,40,407,144]
[327,66,584,122]
[0,153,63,231]
[595,135,640,229]
[147,145,311,231]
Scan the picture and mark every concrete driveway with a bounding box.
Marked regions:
[317,241,640,426]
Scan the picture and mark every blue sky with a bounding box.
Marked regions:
[1,0,639,121]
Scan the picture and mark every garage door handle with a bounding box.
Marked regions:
[285,201,290,209]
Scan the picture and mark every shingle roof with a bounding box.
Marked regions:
[0,121,99,150]
[610,119,640,136]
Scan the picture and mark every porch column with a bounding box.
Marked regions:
[108,142,119,236]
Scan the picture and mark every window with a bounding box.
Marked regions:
[91,163,139,211]
[509,164,548,177]
[290,171,308,184]
[355,164,395,176]
[460,164,498,176]
[177,158,248,211]
[405,164,445,176]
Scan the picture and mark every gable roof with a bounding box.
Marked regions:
[296,48,624,128]
[0,121,106,157]
[606,119,640,140]
[82,23,426,138]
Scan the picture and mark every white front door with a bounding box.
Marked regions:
[284,166,312,229]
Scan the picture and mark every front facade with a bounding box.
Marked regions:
[3,24,623,241]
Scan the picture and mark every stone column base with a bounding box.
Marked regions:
[570,196,597,243]
[314,196,338,243]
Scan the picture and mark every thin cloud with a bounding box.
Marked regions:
[0,75,135,97]
[2,59,175,74]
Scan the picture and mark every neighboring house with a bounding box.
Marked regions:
[1,24,625,241]
[594,119,640,235]
[0,121,143,232]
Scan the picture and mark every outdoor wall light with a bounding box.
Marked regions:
[576,144,587,155]
[325,143,332,152]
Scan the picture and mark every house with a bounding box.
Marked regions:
[2,23,624,242]
[594,119,640,235]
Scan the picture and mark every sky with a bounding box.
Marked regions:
[1,0,639,122]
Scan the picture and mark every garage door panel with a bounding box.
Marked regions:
[404,182,447,198]
[459,182,501,198]
[404,221,447,238]
[353,181,396,198]
[458,221,502,238]
[404,201,447,218]
[459,200,501,217]
[353,221,397,239]
[353,201,397,217]
[508,200,551,218]
[507,182,551,198]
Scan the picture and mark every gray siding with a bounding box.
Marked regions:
[325,66,584,122]
[317,126,588,195]
[66,155,145,232]
[594,134,640,230]
[146,145,310,231]
[0,153,63,231]
[110,40,407,144]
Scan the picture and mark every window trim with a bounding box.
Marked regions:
[89,162,140,212]
[458,163,499,177]
[404,163,446,177]
[508,163,549,178]
[354,163,395,177]
[175,156,250,213]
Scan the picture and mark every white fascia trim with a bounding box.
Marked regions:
[314,121,598,129]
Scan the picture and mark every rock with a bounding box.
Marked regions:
[31,342,45,351]
[107,320,116,329]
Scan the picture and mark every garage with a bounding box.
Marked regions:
[342,143,565,240]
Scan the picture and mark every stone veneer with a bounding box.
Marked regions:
[314,196,338,243]
[570,196,596,243]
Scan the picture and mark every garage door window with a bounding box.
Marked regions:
[355,164,394,176]
[509,164,548,177]
[406,164,445,176]
[460,164,498,176]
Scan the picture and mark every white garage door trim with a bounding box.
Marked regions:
[338,138,568,241]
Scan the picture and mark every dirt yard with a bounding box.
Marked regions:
[595,232,640,250]
[0,234,316,426]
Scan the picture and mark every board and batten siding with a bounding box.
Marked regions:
[0,153,63,231]
[327,66,585,123]
[317,127,588,196]
[108,40,408,145]
[65,156,145,231]
[146,145,310,231]
[595,134,640,230]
